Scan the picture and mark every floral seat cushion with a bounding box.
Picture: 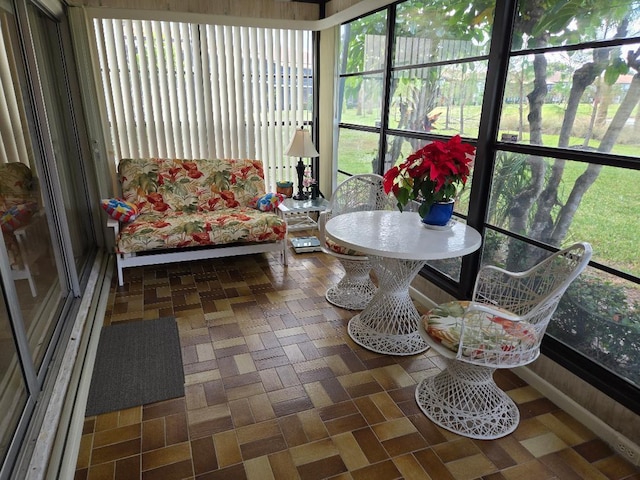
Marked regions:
[117,208,286,254]
[324,237,365,256]
[423,301,538,358]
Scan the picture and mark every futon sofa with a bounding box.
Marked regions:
[108,158,288,286]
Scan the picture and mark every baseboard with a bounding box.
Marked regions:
[46,253,114,479]
[514,366,640,466]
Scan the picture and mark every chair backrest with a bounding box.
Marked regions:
[328,174,396,216]
[463,242,592,367]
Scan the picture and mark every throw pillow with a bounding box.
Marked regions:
[250,192,285,212]
[101,198,139,222]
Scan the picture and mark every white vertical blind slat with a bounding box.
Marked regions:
[191,24,207,158]
[93,19,312,178]
[257,29,270,185]
[0,30,30,164]
[113,20,137,156]
[200,27,215,158]
[232,27,246,158]
[123,20,147,157]
[171,23,189,158]
[215,26,231,157]
[142,21,164,157]
[207,25,224,158]
[223,26,238,158]
[241,28,255,159]
[249,29,261,161]
[152,21,174,158]
[162,22,181,158]
[133,20,156,157]
[102,20,127,159]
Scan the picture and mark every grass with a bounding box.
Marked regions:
[336,108,640,276]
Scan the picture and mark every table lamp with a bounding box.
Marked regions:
[285,127,319,200]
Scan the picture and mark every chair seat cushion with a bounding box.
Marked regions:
[324,237,365,256]
[423,301,538,358]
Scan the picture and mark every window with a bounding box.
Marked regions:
[93,19,314,190]
[335,0,640,410]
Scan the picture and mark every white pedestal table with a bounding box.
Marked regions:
[325,210,481,356]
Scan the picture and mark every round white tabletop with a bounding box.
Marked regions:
[325,210,482,356]
[325,210,482,261]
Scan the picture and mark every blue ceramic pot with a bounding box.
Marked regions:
[422,200,454,226]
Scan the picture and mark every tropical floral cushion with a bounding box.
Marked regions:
[324,237,366,256]
[116,208,286,254]
[423,300,538,359]
[119,158,267,215]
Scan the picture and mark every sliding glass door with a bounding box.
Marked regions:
[0,0,98,476]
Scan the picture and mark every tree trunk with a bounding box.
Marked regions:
[551,72,640,244]
[526,53,548,146]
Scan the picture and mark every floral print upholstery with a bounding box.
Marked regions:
[324,237,365,256]
[423,301,538,360]
[116,158,286,254]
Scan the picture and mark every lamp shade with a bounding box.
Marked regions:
[285,128,319,158]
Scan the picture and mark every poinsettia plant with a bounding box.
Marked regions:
[383,135,476,217]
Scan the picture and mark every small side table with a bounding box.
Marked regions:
[281,197,329,232]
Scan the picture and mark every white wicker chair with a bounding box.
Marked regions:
[416,242,592,439]
[318,174,396,310]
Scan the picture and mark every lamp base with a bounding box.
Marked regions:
[294,158,308,201]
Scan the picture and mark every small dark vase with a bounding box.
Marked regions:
[422,200,454,226]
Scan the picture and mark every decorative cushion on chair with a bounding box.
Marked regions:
[423,301,538,358]
[324,237,366,256]
[101,198,139,222]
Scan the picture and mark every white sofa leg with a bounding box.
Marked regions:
[117,256,124,286]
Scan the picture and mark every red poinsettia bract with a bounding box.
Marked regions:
[382,135,475,217]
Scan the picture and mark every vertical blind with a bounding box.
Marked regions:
[93,18,313,189]
[0,27,32,165]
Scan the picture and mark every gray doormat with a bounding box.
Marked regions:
[85,317,185,416]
